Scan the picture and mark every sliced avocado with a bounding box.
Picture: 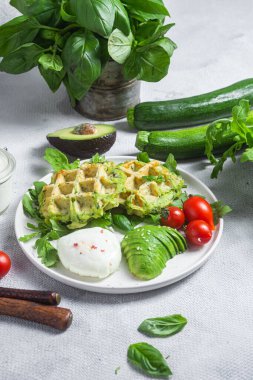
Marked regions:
[47,123,116,159]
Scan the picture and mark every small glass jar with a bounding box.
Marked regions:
[0,148,16,214]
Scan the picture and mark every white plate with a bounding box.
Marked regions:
[15,156,223,294]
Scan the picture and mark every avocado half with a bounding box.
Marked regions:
[47,123,116,158]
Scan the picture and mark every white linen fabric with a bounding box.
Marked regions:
[0,1,253,379]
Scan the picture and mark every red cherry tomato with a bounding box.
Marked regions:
[0,251,11,278]
[161,206,185,229]
[183,196,215,230]
[185,220,212,246]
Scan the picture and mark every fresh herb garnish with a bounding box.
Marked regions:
[44,148,80,172]
[138,314,187,338]
[211,201,232,225]
[112,213,134,232]
[137,151,150,163]
[205,99,253,178]
[142,175,165,183]
[127,342,172,378]
[90,153,106,164]
[171,192,188,208]
[163,153,179,175]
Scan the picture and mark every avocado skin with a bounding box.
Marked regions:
[47,131,116,159]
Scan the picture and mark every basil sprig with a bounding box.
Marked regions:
[127,342,172,378]
[138,314,188,337]
[0,0,176,104]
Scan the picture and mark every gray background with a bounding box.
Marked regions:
[1,0,253,379]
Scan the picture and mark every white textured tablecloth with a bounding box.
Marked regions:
[1,1,253,379]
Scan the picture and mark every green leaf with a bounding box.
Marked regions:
[38,53,63,71]
[142,175,165,183]
[127,342,172,378]
[62,30,101,100]
[137,152,150,163]
[35,237,59,267]
[124,38,173,82]
[44,148,80,171]
[19,232,39,242]
[122,0,169,22]
[22,194,38,218]
[60,0,76,22]
[10,0,61,26]
[90,153,106,163]
[39,64,65,92]
[163,153,179,174]
[87,213,112,229]
[171,192,188,208]
[210,141,243,179]
[240,147,253,162]
[0,15,40,57]
[70,0,115,37]
[108,29,133,64]
[138,314,187,337]
[136,21,175,46]
[112,214,134,232]
[113,0,131,35]
[0,43,44,74]
[211,201,232,225]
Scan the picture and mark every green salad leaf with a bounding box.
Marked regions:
[205,99,253,178]
[127,342,172,378]
[211,201,232,225]
[44,148,80,171]
[137,151,150,163]
[112,213,134,232]
[163,153,179,175]
[138,314,187,337]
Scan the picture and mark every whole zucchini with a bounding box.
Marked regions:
[135,124,253,160]
[128,79,253,130]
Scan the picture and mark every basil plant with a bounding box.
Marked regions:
[0,0,176,105]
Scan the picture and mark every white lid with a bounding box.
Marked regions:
[0,148,16,183]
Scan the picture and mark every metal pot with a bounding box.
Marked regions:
[75,61,140,121]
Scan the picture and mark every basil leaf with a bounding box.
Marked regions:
[112,214,134,232]
[70,0,115,37]
[39,64,65,92]
[60,0,76,22]
[38,54,63,71]
[127,342,172,378]
[0,16,40,57]
[136,21,175,46]
[113,0,131,35]
[137,152,150,163]
[108,29,133,64]
[211,201,232,225]
[0,43,44,74]
[44,148,80,171]
[10,0,61,26]
[122,0,169,22]
[62,30,101,100]
[163,153,179,174]
[138,314,187,337]
[124,38,174,82]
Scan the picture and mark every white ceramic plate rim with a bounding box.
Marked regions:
[15,156,223,294]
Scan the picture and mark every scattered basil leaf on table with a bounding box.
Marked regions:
[0,43,44,74]
[127,342,172,378]
[211,201,232,225]
[10,0,62,26]
[44,148,80,171]
[62,30,101,100]
[138,314,188,337]
[69,0,115,37]
[108,29,133,64]
[0,15,40,56]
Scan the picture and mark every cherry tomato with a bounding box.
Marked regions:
[185,220,212,246]
[0,251,11,278]
[183,196,215,230]
[161,206,185,229]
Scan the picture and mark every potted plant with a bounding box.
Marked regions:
[0,0,176,120]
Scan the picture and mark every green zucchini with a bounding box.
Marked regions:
[128,79,253,130]
[135,124,253,160]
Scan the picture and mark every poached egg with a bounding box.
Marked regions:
[57,227,121,279]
